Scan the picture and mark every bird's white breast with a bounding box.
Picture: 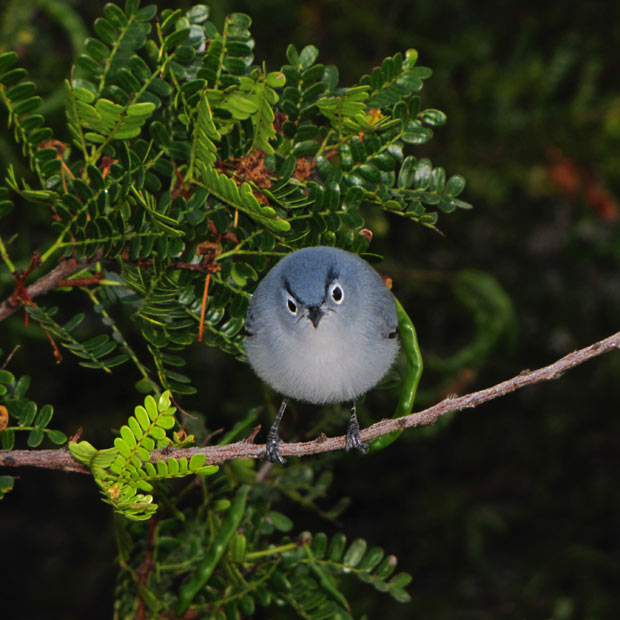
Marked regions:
[246,312,398,404]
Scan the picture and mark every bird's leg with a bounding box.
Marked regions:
[345,402,368,454]
[265,397,288,464]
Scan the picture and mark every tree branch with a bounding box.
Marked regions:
[2,329,620,473]
[0,252,102,322]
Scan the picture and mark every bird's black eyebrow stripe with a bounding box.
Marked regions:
[323,265,339,299]
[282,278,299,301]
[326,266,339,283]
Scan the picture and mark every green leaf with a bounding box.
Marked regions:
[1,430,15,450]
[103,3,128,27]
[120,424,137,448]
[359,546,384,571]
[0,68,27,86]
[93,17,118,45]
[189,453,206,471]
[48,430,68,445]
[414,158,432,189]
[164,27,191,51]
[266,71,286,88]
[21,401,37,425]
[0,370,14,384]
[267,511,293,532]
[344,538,367,568]
[451,197,473,210]
[328,533,347,562]
[85,38,110,62]
[299,45,319,69]
[114,437,132,457]
[144,395,158,421]
[167,457,179,475]
[155,414,175,429]
[292,140,319,157]
[389,572,413,590]
[6,81,37,101]
[389,587,411,603]
[133,405,149,431]
[127,102,156,117]
[0,51,18,75]
[375,555,398,579]
[402,126,432,144]
[160,8,183,33]
[135,4,157,21]
[0,475,14,497]
[286,44,299,65]
[397,156,416,189]
[34,404,53,428]
[27,429,45,448]
[188,5,209,22]
[228,12,252,30]
[445,174,466,197]
[419,108,447,126]
[69,440,97,465]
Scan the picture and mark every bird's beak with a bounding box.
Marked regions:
[307,306,323,328]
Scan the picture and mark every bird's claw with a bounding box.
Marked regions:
[265,431,286,464]
[345,411,368,454]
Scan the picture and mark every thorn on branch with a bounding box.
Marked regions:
[244,425,261,444]
[68,427,83,443]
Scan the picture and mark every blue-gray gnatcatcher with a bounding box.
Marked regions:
[244,246,399,463]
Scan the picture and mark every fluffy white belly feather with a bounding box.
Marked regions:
[246,313,398,404]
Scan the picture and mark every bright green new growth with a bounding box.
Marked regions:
[69,391,217,520]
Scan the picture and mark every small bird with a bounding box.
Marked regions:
[244,246,399,463]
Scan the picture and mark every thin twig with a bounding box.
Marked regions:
[0,252,102,322]
[1,329,619,474]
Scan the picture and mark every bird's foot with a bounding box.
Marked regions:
[345,407,368,454]
[265,430,286,464]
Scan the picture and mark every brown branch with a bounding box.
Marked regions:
[2,329,620,473]
[0,252,103,322]
[0,448,90,473]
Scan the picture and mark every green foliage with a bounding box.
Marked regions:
[25,304,129,372]
[0,0,471,615]
[0,0,468,399]
[70,391,217,520]
[115,485,413,618]
[64,405,416,618]
[0,368,68,450]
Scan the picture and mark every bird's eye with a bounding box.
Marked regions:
[286,295,297,314]
[329,282,344,304]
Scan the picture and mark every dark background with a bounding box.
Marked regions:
[2,0,620,618]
